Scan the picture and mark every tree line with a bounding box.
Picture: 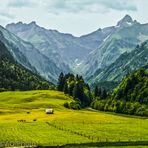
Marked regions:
[57,72,107,109]
[57,67,148,116]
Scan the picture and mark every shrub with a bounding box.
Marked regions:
[64,100,81,110]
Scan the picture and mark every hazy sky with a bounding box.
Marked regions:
[0,0,147,36]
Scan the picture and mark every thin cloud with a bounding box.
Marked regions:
[0,12,15,19]
[46,0,137,14]
[5,0,138,14]
[100,0,137,11]
[7,0,36,8]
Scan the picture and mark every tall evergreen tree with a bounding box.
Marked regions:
[101,88,107,99]
[73,83,79,99]
[78,83,84,102]
[57,72,65,91]
[63,81,68,94]
[68,82,74,96]
[98,87,102,97]
[94,86,98,97]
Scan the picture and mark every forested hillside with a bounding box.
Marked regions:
[0,41,54,91]
[91,68,148,116]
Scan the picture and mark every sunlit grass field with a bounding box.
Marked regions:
[0,90,148,147]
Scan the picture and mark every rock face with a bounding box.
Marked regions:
[4,15,148,83]
[87,40,148,84]
[117,14,134,27]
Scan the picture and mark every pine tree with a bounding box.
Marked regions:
[68,82,74,96]
[78,83,84,102]
[73,83,79,99]
[63,81,68,94]
[94,86,102,97]
[98,87,102,97]
[101,88,107,99]
[57,72,65,91]
[94,86,98,97]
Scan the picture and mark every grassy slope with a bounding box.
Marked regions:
[0,90,148,147]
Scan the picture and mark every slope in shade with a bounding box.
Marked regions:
[0,40,54,91]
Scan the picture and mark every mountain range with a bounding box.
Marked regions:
[0,14,148,85]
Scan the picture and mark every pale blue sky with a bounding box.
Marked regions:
[0,0,147,36]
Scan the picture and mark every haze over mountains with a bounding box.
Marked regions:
[0,15,148,84]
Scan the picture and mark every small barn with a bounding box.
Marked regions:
[45,108,54,114]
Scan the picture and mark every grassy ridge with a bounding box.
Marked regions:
[0,90,148,146]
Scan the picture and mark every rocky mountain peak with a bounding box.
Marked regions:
[28,21,37,26]
[117,14,134,27]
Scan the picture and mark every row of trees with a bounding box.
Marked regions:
[57,68,148,116]
[91,99,147,116]
[57,72,108,109]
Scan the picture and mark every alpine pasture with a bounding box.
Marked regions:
[0,90,148,147]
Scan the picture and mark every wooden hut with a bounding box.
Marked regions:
[45,108,54,114]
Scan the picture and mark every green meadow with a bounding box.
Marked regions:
[0,90,148,147]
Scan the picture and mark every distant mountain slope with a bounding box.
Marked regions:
[6,21,115,71]
[0,25,63,82]
[6,22,89,68]
[0,40,54,91]
[82,15,148,77]
[88,40,148,84]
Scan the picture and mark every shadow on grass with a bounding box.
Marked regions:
[37,141,148,148]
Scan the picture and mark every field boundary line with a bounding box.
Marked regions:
[45,122,93,141]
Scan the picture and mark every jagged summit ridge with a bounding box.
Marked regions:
[117,14,134,26]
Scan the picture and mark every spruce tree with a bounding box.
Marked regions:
[68,82,74,96]
[63,81,68,94]
[98,87,102,97]
[101,88,107,99]
[57,72,65,91]
[94,86,98,97]
[73,83,79,99]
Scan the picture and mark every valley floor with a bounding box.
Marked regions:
[0,90,148,147]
